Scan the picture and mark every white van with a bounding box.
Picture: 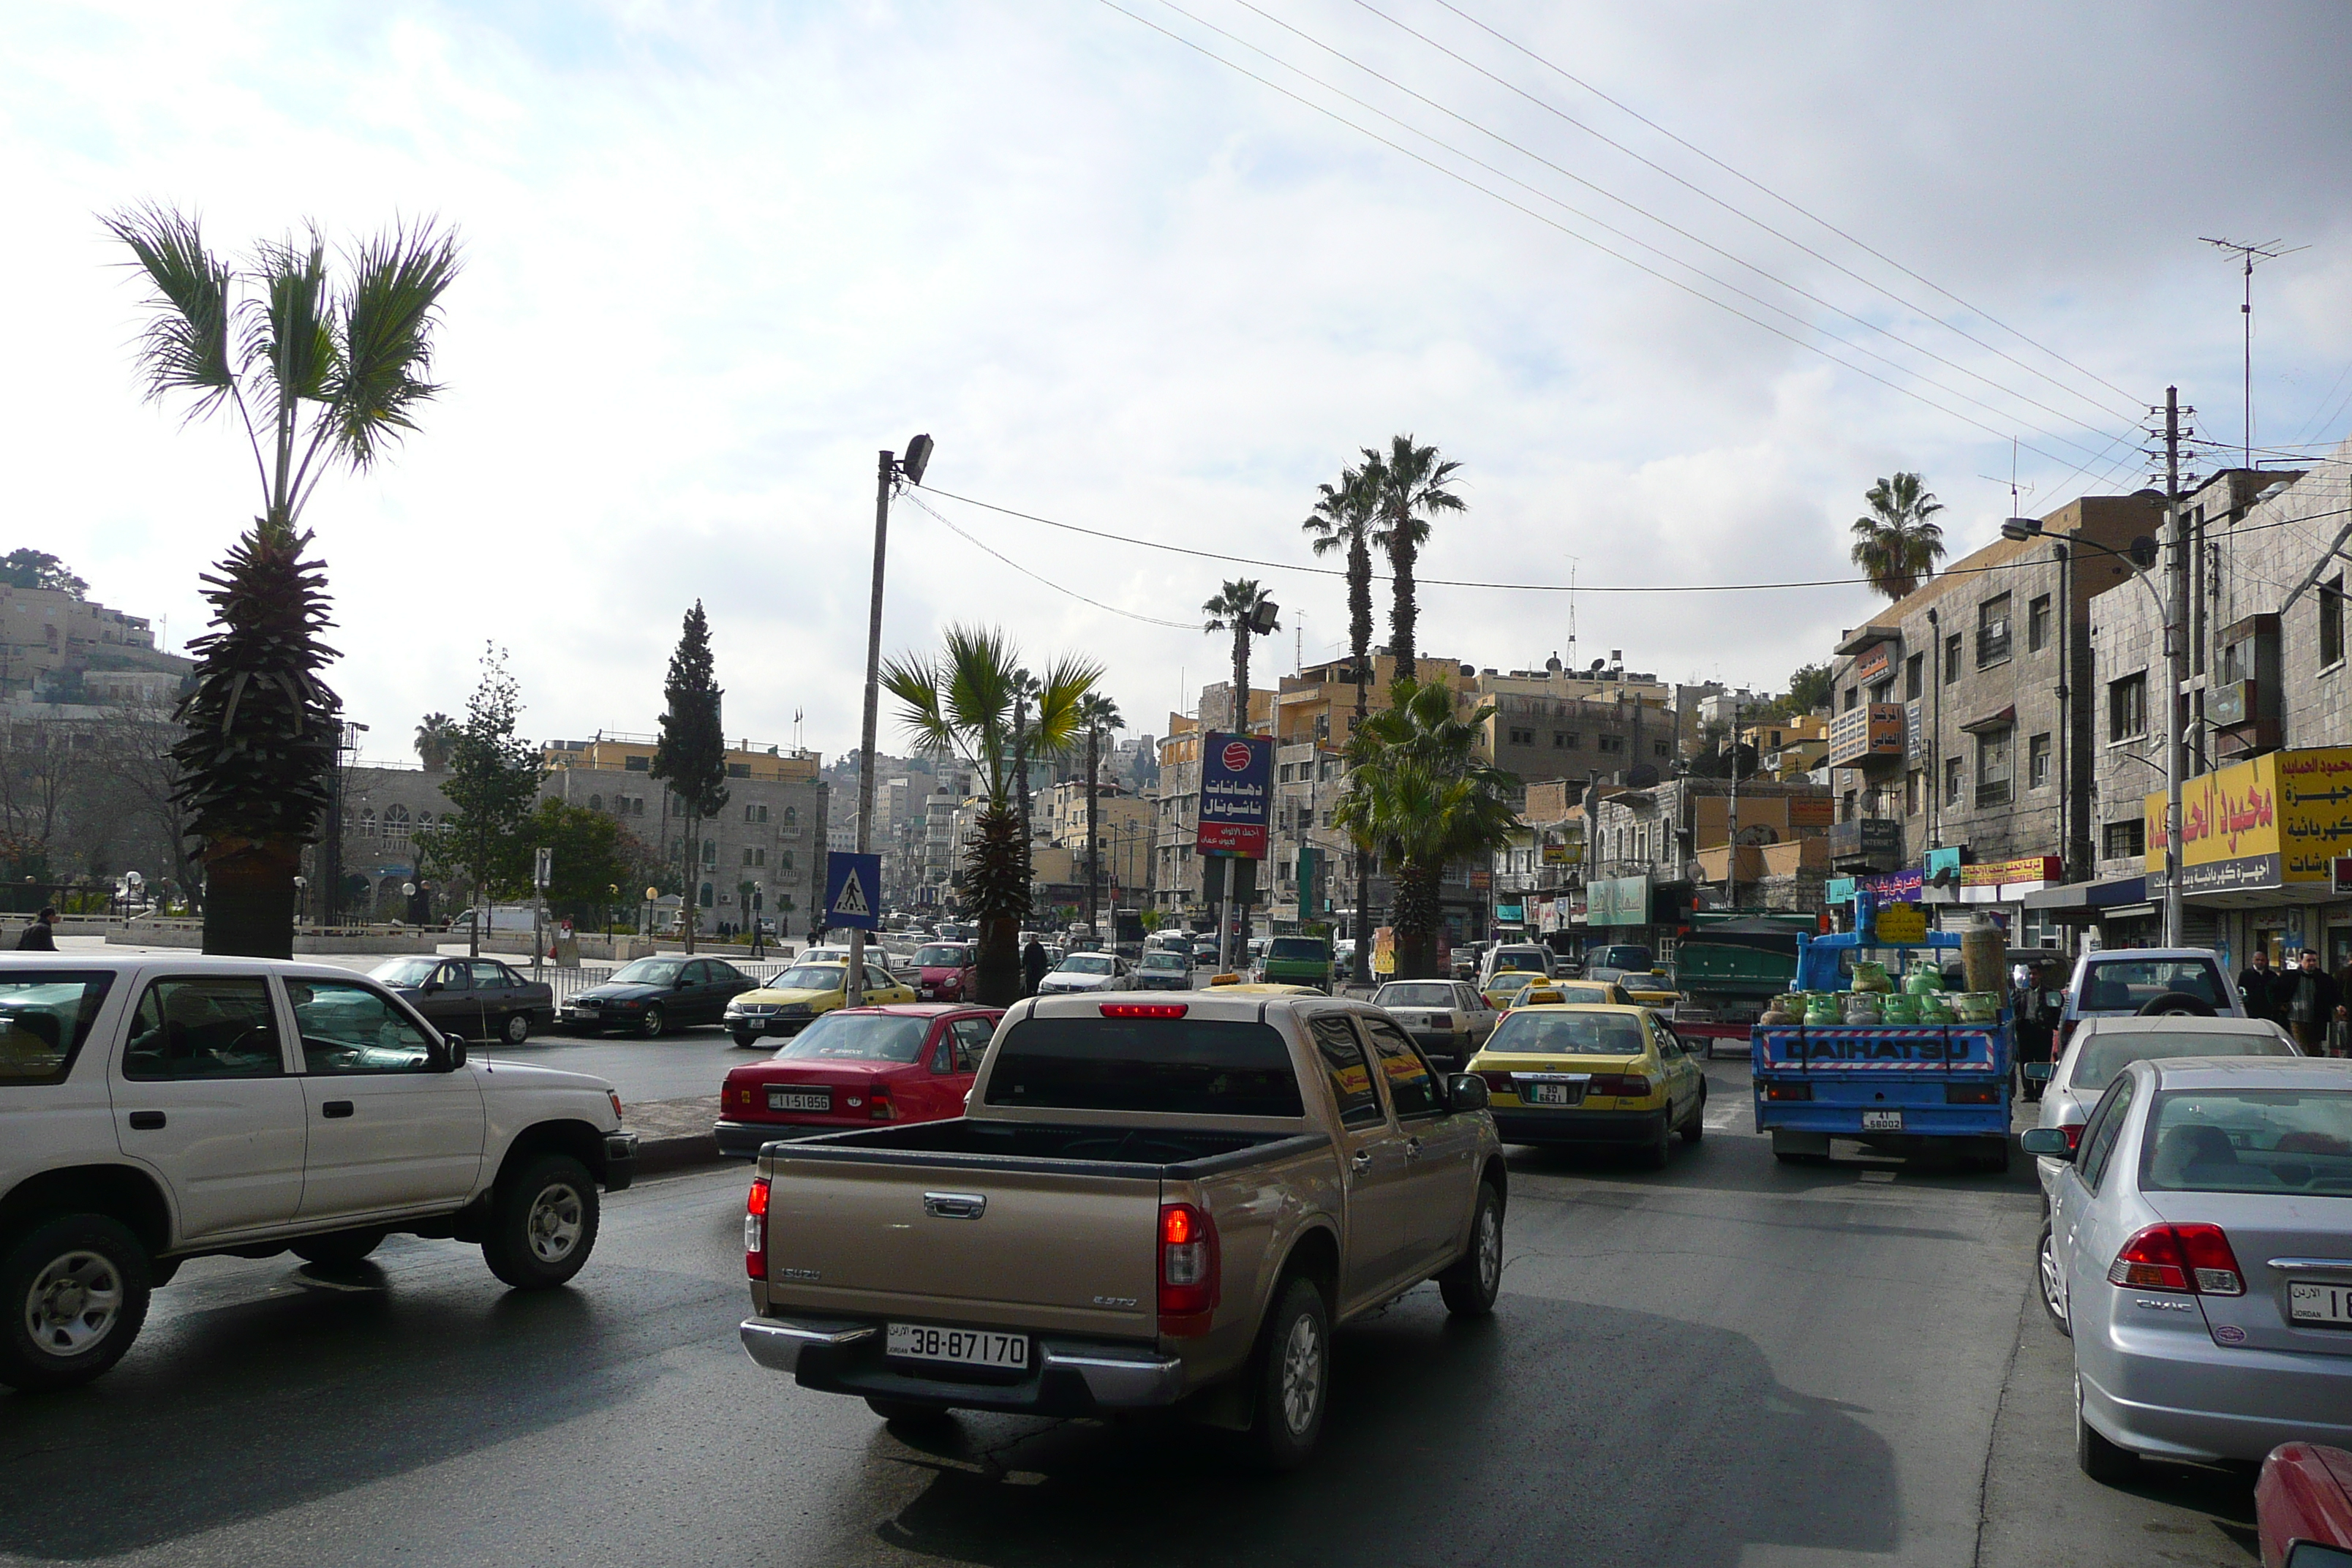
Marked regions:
[448,905,542,937]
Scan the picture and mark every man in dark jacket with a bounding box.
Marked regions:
[2280,949,2341,1052]
[2236,949,2281,1025]
[1022,938,1050,998]
[15,908,56,951]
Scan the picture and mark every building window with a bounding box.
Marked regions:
[2028,732,2051,789]
[1943,756,1962,807]
[2323,574,2345,669]
[2103,818,2146,859]
[1843,687,1858,712]
[1508,726,1535,746]
[1654,741,1671,758]
[1561,732,1580,748]
[727,763,751,778]
[1977,597,2013,666]
[1943,632,1961,683]
[1597,734,1625,754]
[1552,731,1567,748]
[587,794,603,812]
[783,804,798,824]
[1904,653,1923,700]
[698,881,715,908]
[701,838,717,867]
[1869,678,1894,705]
[2108,672,2147,742]
[1904,769,1921,817]
[1975,728,2012,808]
[2027,595,2052,653]
[625,755,649,772]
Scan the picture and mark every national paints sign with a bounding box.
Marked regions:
[1195,731,1273,859]
[2144,747,2352,893]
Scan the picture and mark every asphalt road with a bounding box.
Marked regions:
[0,1060,2261,1568]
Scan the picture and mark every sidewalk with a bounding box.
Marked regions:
[623,1094,724,1174]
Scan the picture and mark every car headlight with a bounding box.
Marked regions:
[609,998,642,1009]
[774,1002,813,1017]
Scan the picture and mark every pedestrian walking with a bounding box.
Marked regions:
[14,907,56,951]
[1022,936,1049,998]
[2329,1005,2352,1060]
[2236,948,2282,1025]
[2281,949,2340,1054]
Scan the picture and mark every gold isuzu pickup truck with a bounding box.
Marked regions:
[738,989,1506,1468]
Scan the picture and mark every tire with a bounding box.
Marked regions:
[2136,991,2215,1018]
[638,1005,666,1039]
[292,1229,387,1267]
[1243,1274,1331,1471]
[2037,1222,2070,1336]
[1636,1109,1674,1170]
[731,1033,761,1049]
[0,1214,152,1392]
[2076,1379,2138,1485]
[483,1153,600,1290]
[1437,1183,1503,1316]
[866,1396,954,1427]
[502,1011,531,1046]
[1679,1082,1708,1144]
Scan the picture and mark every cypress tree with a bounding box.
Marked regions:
[650,602,730,954]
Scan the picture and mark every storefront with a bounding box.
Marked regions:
[2144,747,2352,970]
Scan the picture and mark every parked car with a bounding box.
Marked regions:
[1371,979,1499,1071]
[558,955,758,1037]
[1134,950,1193,991]
[0,955,636,1391]
[1035,952,1133,995]
[911,943,979,1003]
[2257,1442,2352,1568]
[715,1004,1002,1157]
[723,960,916,1047]
[1257,936,1334,991]
[2023,1055,2352,1480]
[2061,949,2246,1055]
[369,956,554,1045]
[2032,1015,2301,1198]
[736,989,1504,1466]
[1468,1004,1708,1165]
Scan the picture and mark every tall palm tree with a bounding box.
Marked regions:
[1850,472,1947,601]
[107,204,459,957]
[414,712,458,771]
[1202,578,1279,734]
[1009,667,1041,900]
[883,626,1098,1003]
[1364,434,1467,684]
[1333,678,1520,980]
[1077,693,1125,939]
[1303,463,1381,981]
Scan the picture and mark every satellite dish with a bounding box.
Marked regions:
[2128,535,2158,570]
[1685,860,1708,883]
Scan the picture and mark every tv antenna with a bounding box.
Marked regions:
[1979,439,2037,519]
[2201,236,2308,469]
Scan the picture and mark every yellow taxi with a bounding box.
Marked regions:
[1468,1003,1706,1166]
[1481,970,1552,1011]
[1517,980,1634,1009]
[723,957,916,1048]
[1615,970,1682,1017]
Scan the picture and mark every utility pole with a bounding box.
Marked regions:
[2201,237,2305,470]
[2163,388,2188,949]
[845,448,894,1003]
[1723,694,1741,912]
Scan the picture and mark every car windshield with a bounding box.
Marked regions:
[370,958,439,987]
[771,965,845,991]
[1376,983,1455,1008]
[1267,939,1327,960]
[2070,1028,2294,1090]
[2077,959,2225,1012]
[2141,1088,2352,1194]
[775,1012,927,1063]
[1141,952,1187,971]
[1058,956,1113,975]
[1488,1010,1646,1056]
[609,960,685,985]
[915,946,968,967]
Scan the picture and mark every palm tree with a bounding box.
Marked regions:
[1333,678,1520,980]
[414,712,458,771]
[1303,462,1381,982]
[1202,579,1279,734]
[883,626,1098,1003]
[106,204,459,957]
[1364,434,1467,684]
[1850,472,1947,601]
[1078,693,1125,939]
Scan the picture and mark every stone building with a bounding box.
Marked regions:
[1584,776,1833,953]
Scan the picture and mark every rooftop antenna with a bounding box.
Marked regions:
[1979,439,2036,518]
[2201,236,2308,469]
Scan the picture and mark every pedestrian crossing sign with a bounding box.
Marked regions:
[824,852,881,931]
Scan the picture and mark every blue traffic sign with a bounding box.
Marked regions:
[823,852,882,931]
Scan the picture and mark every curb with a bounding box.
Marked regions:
[632,1130,728,1175]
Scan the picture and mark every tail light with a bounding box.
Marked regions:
[868,1088,894,1120]
[608,1090,625,1120]
[1762,1080,1812,1101]
[1158,1202,1221,1335]
[2108,1223,2244,1295]
[2059,1120,2087,1153]
[1944,1082,2002,1104]
[745,1177,770,1280]
[2057,1019,2078,1054]
[1480,1071,1518,1096]
[1104,1003,1188,1018]
[1589,1074,1653,1099]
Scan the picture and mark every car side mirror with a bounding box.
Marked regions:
[1449,1073,1490,1112]
[675,977,692,990]
[432,1033,468,1071]
[421,979,441,994]
[2019,1127,2073,1160]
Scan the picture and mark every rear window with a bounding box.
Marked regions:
[776,1012,928,1063]
[2141,1088,2352,1195]
[914,946,968,968]
[984,1017,1305,1117]
[1492,949,1548,973]
[2070,1027,2293,1091]
[1486,1011,1646,1056]
[0,973,116,1085]
[2076,959,2225,1013]
[1375,983,1454,1009]
[1267,939,1328,961]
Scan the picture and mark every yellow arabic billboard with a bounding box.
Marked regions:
[2144,747,2352,892]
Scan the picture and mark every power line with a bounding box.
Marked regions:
[900,488,1200,627]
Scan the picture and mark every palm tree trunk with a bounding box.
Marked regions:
[1390,535,1417,683]
[200,835,301,958]
[1394,860,1442,979]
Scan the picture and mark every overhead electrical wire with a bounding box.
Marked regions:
[900,487,1200,627]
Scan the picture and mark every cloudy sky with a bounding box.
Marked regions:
[9,1,2351,766]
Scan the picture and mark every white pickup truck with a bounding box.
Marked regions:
[0,954,638,1391]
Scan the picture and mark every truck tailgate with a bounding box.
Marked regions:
[763,1147,1162,1339]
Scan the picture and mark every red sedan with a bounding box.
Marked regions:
[715,1003,1000,1158]
[912,941,979,1002]
[2258,1444,2352,1568]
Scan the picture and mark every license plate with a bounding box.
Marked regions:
[1861,1110,1904,1131]
[2289,1282,2352,1325]
[768,1088,831,1112]
[886,1322,1029,1368]
[1530,1082,1584,1107]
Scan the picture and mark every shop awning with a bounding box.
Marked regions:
[2021,883,2091,911]
[1960,706,2017,736]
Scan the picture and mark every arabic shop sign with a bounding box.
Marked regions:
[2144,747,2352,892]
[1196,731,1273,859]
[1588,875,1651,927]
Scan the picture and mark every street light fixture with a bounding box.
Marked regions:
[2003,516,2183,945]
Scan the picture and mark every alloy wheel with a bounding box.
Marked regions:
[2039,1227,2068,1327]
[1476,1201,1501,1294]
[24,1249,124,1359]
[1280,1311,1324,1436]
[527,1183,586,1263]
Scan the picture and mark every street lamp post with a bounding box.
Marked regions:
[2003,516,2181,945]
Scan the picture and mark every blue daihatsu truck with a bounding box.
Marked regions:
[1752,891,2014,1172]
